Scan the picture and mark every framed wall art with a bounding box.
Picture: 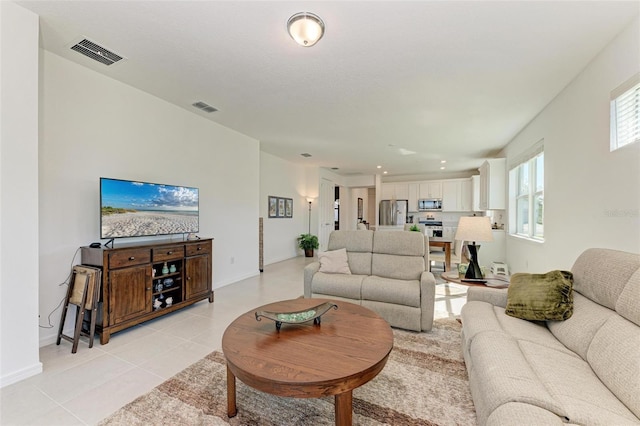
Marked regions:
[269,196,293,219]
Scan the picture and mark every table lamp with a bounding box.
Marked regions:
[454,216,494,280]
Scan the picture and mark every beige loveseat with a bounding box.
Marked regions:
[460,248,640,425]
[303,230,436,332]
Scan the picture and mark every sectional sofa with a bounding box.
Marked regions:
[303,230,436,332]
[460,248,640,425]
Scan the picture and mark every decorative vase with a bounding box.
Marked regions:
[162,262,169,275]
[169,264,176,273]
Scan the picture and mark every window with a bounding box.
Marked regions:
[510,151,544,241]
[610,75,639,151]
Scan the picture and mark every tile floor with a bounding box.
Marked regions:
[0,256,468,425]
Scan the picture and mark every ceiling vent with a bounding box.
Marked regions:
[192,101,218,113]
[70,38,125,66]
[300,153,312,158]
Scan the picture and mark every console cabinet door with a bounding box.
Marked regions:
[185,255,211,300]
[109,265,151,324]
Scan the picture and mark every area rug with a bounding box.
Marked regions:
[99,318,475,425]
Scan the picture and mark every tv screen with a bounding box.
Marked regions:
[100,177,199,239]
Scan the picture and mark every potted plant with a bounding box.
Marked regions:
[298,233,319,257]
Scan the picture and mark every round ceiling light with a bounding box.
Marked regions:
[287,12,325,47]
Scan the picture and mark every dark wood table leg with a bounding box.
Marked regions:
[335,390,353,426]
[227,365,237,417]
[445,243,451,272]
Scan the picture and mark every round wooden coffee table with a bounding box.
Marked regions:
[222,298,394,426]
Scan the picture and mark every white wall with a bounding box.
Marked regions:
[0,2,42,387]
[504,17,640,273]
[259,151,309,264]
[38,50,260,346]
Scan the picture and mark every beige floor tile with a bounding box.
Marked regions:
[0,385,59,425]
[138,340,214,379]
[61,368,164,425]
[106,331,187,365]
[37,354,135,404]
[24,405,85,426]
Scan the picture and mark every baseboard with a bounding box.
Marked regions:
[0,361,43,388]
[40,325,76,347]
[213,270,261,289]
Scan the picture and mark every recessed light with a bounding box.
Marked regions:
[440,166,446,170]
[377,165,382,169]
[440,160,447,164]
[383,171,388,174]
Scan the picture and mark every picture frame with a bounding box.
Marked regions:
[268,196,278,218]
[357,198,363,220]
[268,196,294,219]
[285,198,293,217]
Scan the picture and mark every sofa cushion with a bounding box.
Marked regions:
[311,273,364,300]
[372,230,425,256]
[327,230,373,275]
[466,330,567,424]
[587,315,640,419]
[318,248,351,274]
[521,338,640,425]
[361,276,420,307]
[571,248,639,311]
[547,292,615,361]
[328,230,373,252]
[372,253,425,281]
[505,270,573,321]
[616,269,640,327]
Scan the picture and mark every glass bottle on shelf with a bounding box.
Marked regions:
[169,264,177,273]
[162,262,169,275]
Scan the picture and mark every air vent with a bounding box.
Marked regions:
[192,101,218,113]
[300,153,312,158]
[70,38,124,66]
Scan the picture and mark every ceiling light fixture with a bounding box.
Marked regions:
[440,160,447,164]
[287,12,325,47]
[377,165,382,169]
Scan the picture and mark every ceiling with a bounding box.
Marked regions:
[16,1,639,178]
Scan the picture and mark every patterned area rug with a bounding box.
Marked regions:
[99,318,476,425]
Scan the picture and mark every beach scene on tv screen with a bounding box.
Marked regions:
[101,179,199,238]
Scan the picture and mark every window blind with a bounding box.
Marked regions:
[611,74,640,151]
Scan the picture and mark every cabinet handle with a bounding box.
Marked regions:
[129,256,135,260]
[167,251,172,255]
[197,247,202,251]
[146,287,151,291]
[187,276,191,280]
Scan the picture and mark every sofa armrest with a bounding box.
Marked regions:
[303,262,320,298]
[419,270,437,331]
[466,286,509,308]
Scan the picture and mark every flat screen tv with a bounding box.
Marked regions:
[100,177,199,240]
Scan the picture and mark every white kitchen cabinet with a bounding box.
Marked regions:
[479,159,506,210]
[471,175,481,211]
[408,183,419,212]
[381,183,409,200]
[419,181,442,199]
[442,179,472,212]
[394,183,409,200]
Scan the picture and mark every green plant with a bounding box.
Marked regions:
[298,233,319,250]
[409,224,420,232]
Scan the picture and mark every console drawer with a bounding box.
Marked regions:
[153,246,185,262]
[186,241,211,257]
[109,248,151,269]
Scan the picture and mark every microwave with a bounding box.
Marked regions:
[418,199,442,211]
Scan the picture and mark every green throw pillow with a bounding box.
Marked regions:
[505,270,574,321]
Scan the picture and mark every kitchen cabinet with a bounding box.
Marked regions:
[419,181,442,199]
[408,183,419,212]
[442,179,472,212]
[479,159,506,210]
[381,183,409,200]
[471,175,481,211]
[81,238,213,344]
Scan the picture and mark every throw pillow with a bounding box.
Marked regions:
[318,248,352,274]
[505,270,574,321]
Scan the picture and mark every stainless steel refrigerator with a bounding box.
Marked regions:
[379,200,408,226]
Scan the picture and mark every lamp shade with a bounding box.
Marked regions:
[287,12,324,47]
[455,216,494,243]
